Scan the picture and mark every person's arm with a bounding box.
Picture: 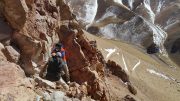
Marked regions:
[60,47,65,57]
[58,58,63,69]
[51,48,56,53]
[61,50,65,58]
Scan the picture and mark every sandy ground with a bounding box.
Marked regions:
[85,32,180,101]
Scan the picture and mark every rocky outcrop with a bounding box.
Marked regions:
[57,4,108,100]
[0,0,110,100]
[1,0,28,30]
[0,43,37,100]
[66,82,88,99]
[122,95,137,101]
[0,0,61,75]
[0,61,25,88]
[106,60,129,82]
[127,82,137,95]
[0,61,37,100]
[3,46,20,63]
[35,76,56,89]
[106,60,137,95]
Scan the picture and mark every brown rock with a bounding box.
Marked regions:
[56,0,74,20]
[67,82,80,97]
[0,61,37,101]
[34,76,56,89]
[127,82,137,95]
[67,82,88,100]
[70,67,98,84]
[106,60,129,82]
[3,46,20,63]
[79,83,88,96]
[59,25,89,72]
[36,6,46,16]
[58,20,108,100]
[0,51,6,61]
[2,0,61,75]
[0,43,4,50]
[0,43,7,61]
[122,95,137,101]
[25,0,34,7]
[0,61,25,88]
[52,12,58,19]
[2,0,28,30]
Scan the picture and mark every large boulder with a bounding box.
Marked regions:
[34,76,56,89]
[0,61,24,87]
[106,60,129,82]
[1,0,28,30]
[0,61,37,101]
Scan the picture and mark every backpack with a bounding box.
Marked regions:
[46,56,63,81]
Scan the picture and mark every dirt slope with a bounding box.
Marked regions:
[86,32,180,101]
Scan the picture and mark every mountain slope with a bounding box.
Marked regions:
[66,0,180,67]
[86,32,180,101]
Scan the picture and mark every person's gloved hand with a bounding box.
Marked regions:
[52,52,56,56]
[56,52,62,57]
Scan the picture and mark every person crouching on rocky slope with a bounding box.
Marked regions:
[44,52,68,89]
[51,43,70,84]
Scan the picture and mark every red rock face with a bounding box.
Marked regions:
[58,8,108,101]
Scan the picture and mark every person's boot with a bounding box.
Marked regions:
[66,76,70,85]
[56,78,69,90]
[67,81,70,85]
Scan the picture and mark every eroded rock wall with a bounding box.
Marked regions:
[57,2,108,100]
[0,0,60,75]
[0,43,37,100]
[0,0,110,100]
